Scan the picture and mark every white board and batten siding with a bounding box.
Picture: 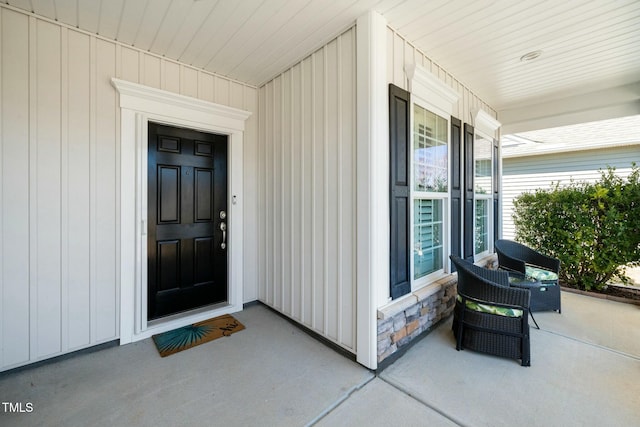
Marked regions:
[0,6,259,372]
[502,145,640,240]
[258,28,357,353]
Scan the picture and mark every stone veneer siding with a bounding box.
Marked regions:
[376,276,457,364]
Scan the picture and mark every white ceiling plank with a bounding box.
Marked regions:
[188,0,289,73]
[132,0,173,51]
[97,0,125,40]
[202,0,321,78]
[31,0,55,18]
[6,0,33,13]
[371,0,410,15]
[173,0,229,66]
[448,1,639,70]
[179,0,244,69]
[77,0,101,34]
[402,1,533,54]
[411,1,577,67]
[165,1,217,61]
[382,0,451,28]
[402,0,496,43]
[147,0,198,55]
[460,17,640,84]
[52,0,77,27]
[114,0,148,46]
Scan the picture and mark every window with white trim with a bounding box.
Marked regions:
[471,109,501,260]
[403,63,459,292]
[412,103,449,284]
[474,132,493,258]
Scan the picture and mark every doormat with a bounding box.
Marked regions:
[152,314,245,357]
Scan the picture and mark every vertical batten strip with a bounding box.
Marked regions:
[66,31,91,350]
[271,80,276,307]
[60,26,69,353]
[114,44,122,335]
[89,34,97,344]
[336,35,343,344]
[275,75,282,310]
[299,60,306,323]
[263,85,268,303]
[37,19,63,357]
[289,68,295,317]
[28,15,39,362]
[280,74,286,311]
[310,52,316,330]
[350,29,357,348]
[0,6,4,366]
[323,44,329,336]
[257,87,262,301]
[264,83,270,305]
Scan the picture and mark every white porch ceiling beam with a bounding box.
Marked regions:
[499,82,640,134]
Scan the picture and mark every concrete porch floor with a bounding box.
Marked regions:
[1,291,639,426]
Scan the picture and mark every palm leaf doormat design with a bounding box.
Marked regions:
[152,314,245,357]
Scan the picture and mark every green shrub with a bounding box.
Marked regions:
[513,163,640,291]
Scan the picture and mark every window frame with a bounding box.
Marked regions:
[410,100,451,288]
[473,130,494,260]
[471,109,502,262]
[404,63,460,293]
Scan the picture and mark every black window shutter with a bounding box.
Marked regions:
[450,117,462,270]
[389,84,411,300]
[463,123,475,261]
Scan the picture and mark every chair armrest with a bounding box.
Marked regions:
[525,251,560,273]
[451,255,530,309]
[495,239,560,274]
[496,250,527,274]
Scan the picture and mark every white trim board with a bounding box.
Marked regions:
[405,63,459,116]
[112,78,252,344]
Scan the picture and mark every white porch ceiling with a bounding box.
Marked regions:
[6,0,640,113]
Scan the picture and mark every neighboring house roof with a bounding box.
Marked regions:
[502,115,640,158]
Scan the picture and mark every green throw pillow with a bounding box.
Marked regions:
[457,295,523,318]
[525,265,558,282]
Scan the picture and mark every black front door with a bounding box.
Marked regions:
[147,122,228,320]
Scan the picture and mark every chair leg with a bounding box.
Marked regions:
[522,334,531,366]
[530,312,540,330]
[454,303,465,351]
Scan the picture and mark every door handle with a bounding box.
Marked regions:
[220,222,227,249]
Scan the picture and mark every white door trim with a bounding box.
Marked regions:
[112,78,252,344]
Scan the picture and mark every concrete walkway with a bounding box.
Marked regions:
[1,292,639,426]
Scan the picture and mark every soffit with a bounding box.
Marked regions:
[6,0,639,113]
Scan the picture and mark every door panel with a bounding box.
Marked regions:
[157,240,180,292]
[158,166,180,223]
[148,122,228,320]
[195,168,213,222]
[194,237,215,285]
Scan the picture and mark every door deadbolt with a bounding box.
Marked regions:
[220,210,227,220]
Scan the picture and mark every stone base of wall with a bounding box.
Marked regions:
[376,275,457,364]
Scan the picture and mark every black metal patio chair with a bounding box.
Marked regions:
[450,255,531,366]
